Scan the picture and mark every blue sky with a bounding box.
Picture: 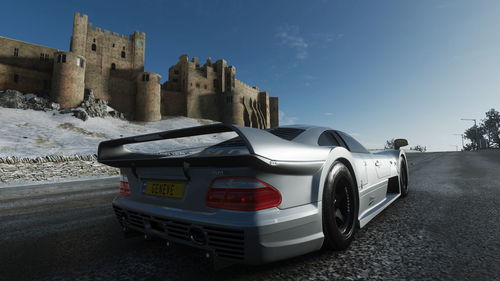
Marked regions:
[1,0,499,151]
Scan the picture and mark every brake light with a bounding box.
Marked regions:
[205,177,281,211]
[119,173,130,195]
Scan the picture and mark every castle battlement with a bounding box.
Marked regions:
[84,20,142,42]
[235,79,259,93]
[74,12,88,20]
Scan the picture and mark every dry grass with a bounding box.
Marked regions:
[57,123,108,138]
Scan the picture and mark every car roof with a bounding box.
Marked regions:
[271,125,333,146]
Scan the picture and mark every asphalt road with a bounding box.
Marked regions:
[0,151,499,281]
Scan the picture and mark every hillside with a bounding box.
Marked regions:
[0,108,234,158]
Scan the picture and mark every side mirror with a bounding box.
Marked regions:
[394,139,408,150]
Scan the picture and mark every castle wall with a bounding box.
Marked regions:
[0,36,58,94]
[161,89,186,116]
[233,80,267,129]
[108,76,136,118]
[0,64,52,94]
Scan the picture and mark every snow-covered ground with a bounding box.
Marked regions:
[0,108,235,158]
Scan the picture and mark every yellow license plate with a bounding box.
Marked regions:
[143,180,185,199]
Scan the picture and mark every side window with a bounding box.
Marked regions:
[318,131,340,146]
[335,131,370,153]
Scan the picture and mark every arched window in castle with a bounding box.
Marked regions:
[13,48,19,57]
[62,54,66,63]
[111,63,116,70]
[121,51,126,58]
[91,44,96,51]
[196,83,200,88]
[57,54,61,63]
[142,74,150,81]
[44,54,49,62]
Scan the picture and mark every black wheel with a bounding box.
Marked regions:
[322,161,358,250]
[400,159,409,197]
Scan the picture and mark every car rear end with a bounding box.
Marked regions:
[100,124,329,264]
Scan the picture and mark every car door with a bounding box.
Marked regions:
[371,154,391,179]
[334,131,387,212]
[328,131,370,189]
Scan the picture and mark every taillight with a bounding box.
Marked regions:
[119,173,130,195]
[205,177,281,211]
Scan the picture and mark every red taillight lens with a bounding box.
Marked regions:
[119,173,130,195]
[205,177,281,211]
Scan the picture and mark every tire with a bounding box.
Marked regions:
[399,158,409,197]
[322,161,358,250]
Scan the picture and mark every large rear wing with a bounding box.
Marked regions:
[98,123,330,167]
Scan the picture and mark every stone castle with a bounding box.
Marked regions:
[0,12,279,128]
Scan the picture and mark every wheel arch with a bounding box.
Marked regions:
[319,155,361,227]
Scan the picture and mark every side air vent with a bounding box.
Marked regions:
[267,128,305,141]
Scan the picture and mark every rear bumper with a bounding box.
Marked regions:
[112,196,324,265]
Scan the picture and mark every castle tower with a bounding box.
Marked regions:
[50,51,86,108]
[214,59,227,92]
[136,72,161,121]
[70,13,88,56]
[223,66,241,125]
[224,92,245,126]
[269,97,279,128]
[131,31,146,72]
[258,91,271,128]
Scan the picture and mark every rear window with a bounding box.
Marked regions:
[267,127,305,141]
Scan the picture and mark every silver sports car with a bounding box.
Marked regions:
[98,124,409,265]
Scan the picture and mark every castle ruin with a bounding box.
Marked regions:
[0,12,279,128]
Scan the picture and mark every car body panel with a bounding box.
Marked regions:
[98,123,408,264]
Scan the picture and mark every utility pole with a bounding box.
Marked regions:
[453,134,465,150]
[461,118,479,150]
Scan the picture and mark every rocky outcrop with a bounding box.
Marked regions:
[0,90,59,111]
[0,90,125,121]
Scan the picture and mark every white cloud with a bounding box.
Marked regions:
[279,110,298,125]
[324,112,333,116]
[276,25,309,60]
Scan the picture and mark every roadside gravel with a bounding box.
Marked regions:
[0,159,119,185]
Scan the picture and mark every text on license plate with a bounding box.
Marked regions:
[143,180,185,199]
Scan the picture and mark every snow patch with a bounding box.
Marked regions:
[0,108,234,158]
